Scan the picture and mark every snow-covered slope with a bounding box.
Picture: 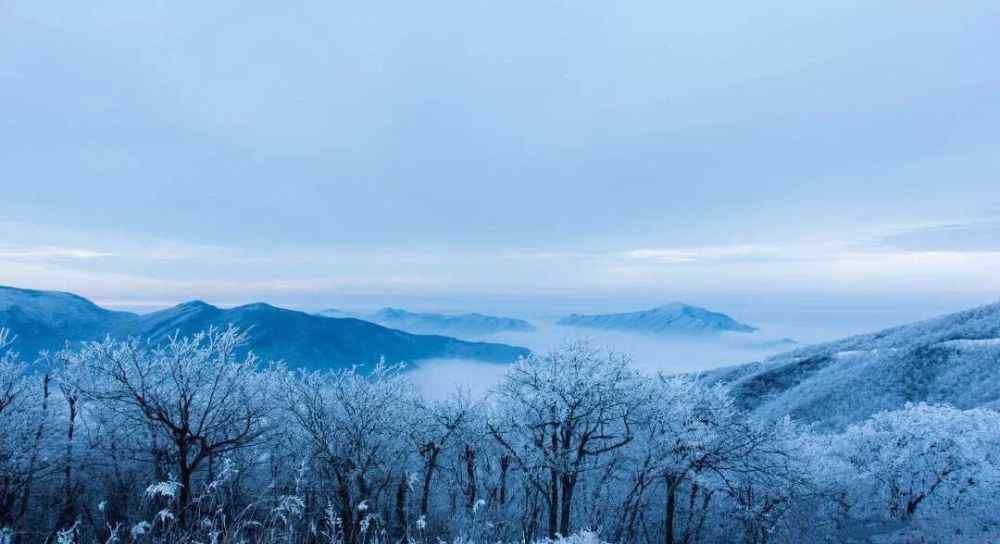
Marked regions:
[705,302,1000,430]
[557,303,757,335]
[0,285,135,357]
[0,286,530,369]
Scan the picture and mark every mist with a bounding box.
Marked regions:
[403,293,991,398]
[407,320,800,399]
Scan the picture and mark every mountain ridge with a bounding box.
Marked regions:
[0,286,529,370]
[557,303,757,335]
[317,306,536,337]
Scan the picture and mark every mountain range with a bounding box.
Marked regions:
[317,307,535,337]
[557,303,757,335]
[0,286,529,370]
[704,302,1000,430]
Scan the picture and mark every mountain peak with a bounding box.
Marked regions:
[177,300,215,310]
[235,302,280,312]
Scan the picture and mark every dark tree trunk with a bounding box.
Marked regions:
[548,473,559,539]
[178,464,193,528]
[498,455,510,505]
[54,396,79,533]
[463,445,478,510]
[681,483,698,544]
[559,474,576,537]
[664,475,680,544]
[395,472,409,540]
[420,444,440,516]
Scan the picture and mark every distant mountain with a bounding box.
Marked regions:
[704,302,1000,430]
[557,303,757,335]
[0,286,529,370]
[366,307,535,337]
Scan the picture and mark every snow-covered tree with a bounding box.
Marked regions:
[830,402,1000,539]
[281,361,418,543]
[0,329,51,532]
[488,341,644,539]
[73,326,276,527]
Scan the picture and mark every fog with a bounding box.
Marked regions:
[407,320,803,399]
[403,293,992,398]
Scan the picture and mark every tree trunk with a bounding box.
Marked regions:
[463,445,478,510]
[681,483,700,544]
[395,472,409,540]
[420,444,440,516]
[498,455,510,505]
[54,396,79,532]
[548,473,559,539]
[559,474,576,537]
[178,463,193,528]
[664,475,680,544]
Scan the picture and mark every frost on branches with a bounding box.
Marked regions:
[1,327,1000,543]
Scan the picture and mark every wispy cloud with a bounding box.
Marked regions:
[863,219,1000,253]
[623,245,786,264]
[0,245,112,260]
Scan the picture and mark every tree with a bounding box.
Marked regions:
[281,362,417,544]
[488,341,643,539]
[0,329,51,532]
[831,402,1000,537]
[74,326,275,527]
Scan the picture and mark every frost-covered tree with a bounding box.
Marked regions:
[0,329,51,532]
[73,326,275,527]
[488,341,644,539]
[3,321,1000,544]
[829,403,1000,539]
[281,362,418,543]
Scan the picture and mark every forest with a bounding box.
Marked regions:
[1,326,998,544]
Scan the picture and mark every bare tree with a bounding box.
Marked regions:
[281,362,417,544]
[488,341,643,538]
[74,326,275,527]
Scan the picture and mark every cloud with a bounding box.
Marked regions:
[0,245,112,260]
[623,245,786,264]
[865,220,1000,253]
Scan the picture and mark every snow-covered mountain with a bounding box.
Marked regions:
[705,302,1000,430]
[0,286,529,370]
[317,307,535,337]
[557,303,757,335]
[0,285,134,357]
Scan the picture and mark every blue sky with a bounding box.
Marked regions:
[1,1,999,312]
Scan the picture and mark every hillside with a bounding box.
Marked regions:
[0,286,529,370]
[705,302,1000,430]
[0,285,134,356]
[557,303,757,335]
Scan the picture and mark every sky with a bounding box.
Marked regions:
[1,1,999,317]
